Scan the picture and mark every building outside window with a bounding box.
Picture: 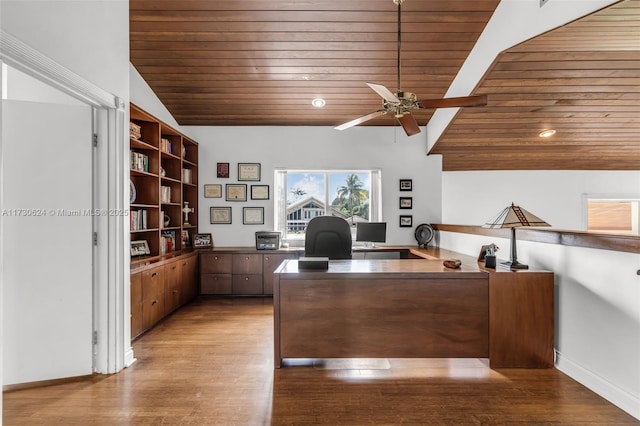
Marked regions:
[274,169,382,242]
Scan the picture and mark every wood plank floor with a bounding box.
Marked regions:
[4,297,638,425]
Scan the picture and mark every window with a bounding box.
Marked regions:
[274,169,382,241]
[584,195,639,235]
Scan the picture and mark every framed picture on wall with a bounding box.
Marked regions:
[217,162,230,178]
[210,206,232,224]
[399,179,412,191]
[204,184,222,198]
[243,207,264,225]
[399,197,413,209]
[399,215,413,228]
[238,163,261,181]
[225,184,247,201]
[251,185,270,200]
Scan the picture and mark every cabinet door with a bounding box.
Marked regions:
[164,260,183,314]
[263,253,297,295]
[180,255,198,303]
[141,266,165,330]
[233,254,263,275]
[200,253,232,274]
[201,274,232,294]
[233,274,263,295]
[130,273,143,338]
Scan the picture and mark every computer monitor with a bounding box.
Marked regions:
[356,222,387,247]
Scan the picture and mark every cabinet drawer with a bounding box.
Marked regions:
[232,274,263,295]
[201,274,232,294]
[141,266,165,301]
[263,254,296,295]
[232,254,263,275]
[200,253,233,274]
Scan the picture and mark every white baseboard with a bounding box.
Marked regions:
[555,350,640,420]
[124,347,136,368]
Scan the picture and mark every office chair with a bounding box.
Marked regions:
[304,216,352,259]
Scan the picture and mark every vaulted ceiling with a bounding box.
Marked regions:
[130,0,640,171]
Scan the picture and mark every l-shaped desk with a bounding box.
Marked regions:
[272,247,554,369]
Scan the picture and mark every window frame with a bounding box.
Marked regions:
[582,193,640,235]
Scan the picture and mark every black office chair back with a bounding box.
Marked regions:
[304,216,352,259]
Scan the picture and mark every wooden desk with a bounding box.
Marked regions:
[273,256,554,369]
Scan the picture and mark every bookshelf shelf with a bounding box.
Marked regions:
[130,103,199,263]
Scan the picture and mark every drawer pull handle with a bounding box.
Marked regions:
[245,277,249,281]
[172,266,177,270]
[183,262,187,266]
[265,257,269,261]
[172,290,178,294]
[152,300,158,305]
[214,256,218,260]
[152,272,157,277]
[245,256,250,260]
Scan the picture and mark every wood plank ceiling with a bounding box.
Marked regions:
[130,0,640,171]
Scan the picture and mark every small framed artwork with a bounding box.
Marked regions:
[210,206,232,224]
[225,184,247,201]
[204,184,222,198]
[399,215,413,227]
[243,207,265,225]
[193,233,213,248]
[399,197,413,209]
[181,230,191,247]
[238,163,261,181]
[130,240,150,257]
[217,162,230,178]
[400,179,413,191]
[251,185,270,200]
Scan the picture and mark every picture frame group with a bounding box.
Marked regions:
[193,233,213,248]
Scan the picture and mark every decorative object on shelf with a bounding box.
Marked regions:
[226,184,247,201]
[399,197,412,209]
[193,233,213,248]
[161,230,176,253]
[443,259,462,269]
[204,184,222,198]
[210,206,232,224]
[243,207,265,225]
[238,163,261,181]
[399,215,413,227]
[160,166,166,177]
[250,185,270,200]
[130,180,137,204]
[217,162,230,178]
[181,230,191,247]
[182,201,194,225]
[163,214,171,228]
[414,223,434,247]
[483,202,551,270]
[129,122,141,140]
[399,179,412,191]
[181,144,186,159]
[130,240,150,257]
[477,243,499,261]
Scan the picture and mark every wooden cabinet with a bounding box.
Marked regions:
[263,253,297,295]
[130,104,199,268]
[200,250,298,296]
[131,252,199,339]
[141,265,165,331]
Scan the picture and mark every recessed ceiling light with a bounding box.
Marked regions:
[539,129,556,138]
[311,98,326,108]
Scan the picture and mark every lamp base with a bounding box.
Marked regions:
[499,260,529,270]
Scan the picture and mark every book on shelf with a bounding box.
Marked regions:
[161,230,176,254]
[160,137,173,154]
[130,151,149,172]
[130,122,141,140]
[130,209,148,231]
[182,168,192,184]
[161,186,172,203]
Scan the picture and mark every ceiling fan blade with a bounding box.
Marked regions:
[334,110,387,131]
[367,83,400,104]
[397,113,421,137]
[417,94,488,109]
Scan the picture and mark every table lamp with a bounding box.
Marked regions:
[483,203,550,270]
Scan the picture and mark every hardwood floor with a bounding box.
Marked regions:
[4,297,638,425]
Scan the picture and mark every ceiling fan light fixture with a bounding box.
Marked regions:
[539,129,556,138]
[311,98,326,108]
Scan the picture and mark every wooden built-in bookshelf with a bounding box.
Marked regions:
[129,104,199,267]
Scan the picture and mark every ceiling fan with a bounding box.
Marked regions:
[334,0,488,137]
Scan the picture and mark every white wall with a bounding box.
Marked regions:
[1,0,129,395]
[440,170,640,420]
[185,125,442,247]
